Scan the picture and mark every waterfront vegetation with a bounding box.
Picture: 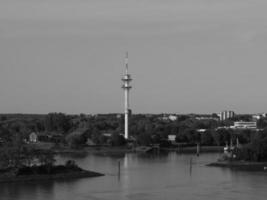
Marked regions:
[207,130,267,170]
[1,113,267,164]
[0,141,103,182]
[234,130,267,162]
[0,115,105,181]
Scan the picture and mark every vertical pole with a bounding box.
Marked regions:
[125,52,128,75]
[236,137,239,148]
[196,143,200,157]
[118,160,121,178]
[189,157,192,176]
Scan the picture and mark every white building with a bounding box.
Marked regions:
[168,115,178,121]
[160,115,178,121]
[218,111,235,121]
[230,121,257,129]
[195,116,219,121]
[168,135,176,142]
[103,133,112,137]
[252,113,267,120]
[196,129,207,133]
[29,132,38,143]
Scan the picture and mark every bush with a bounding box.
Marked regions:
[66,133,86,148]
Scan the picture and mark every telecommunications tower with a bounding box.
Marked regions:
[122,52,132,139]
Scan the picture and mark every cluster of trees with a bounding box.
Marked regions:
[1,113,267,150]
[175,128,254,146]
[0,130,55,170]
[44,113,72,132]
[235,129,267,162]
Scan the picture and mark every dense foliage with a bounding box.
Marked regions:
[0,113,264,149]
[16,160,80,175]
[235,129,267,162]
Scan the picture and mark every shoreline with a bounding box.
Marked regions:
[53,146,134,156]
[52,145,224,155]
[207,161,267,171]
[174,146,223,153]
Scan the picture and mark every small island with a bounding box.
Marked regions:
[208,129,267,172]
[0,146,104,183]
[0,160,104,183]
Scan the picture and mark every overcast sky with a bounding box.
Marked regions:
[1,0,267,114]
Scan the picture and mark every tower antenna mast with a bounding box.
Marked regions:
[122,52,132,139]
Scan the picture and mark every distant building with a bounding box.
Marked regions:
[252,113,267,120]
[218,111,235,121]
[195,116,219,121]
[230,121,257,129]
[196,129,207,133]
[168,135,176,142]
[216,126,232,130]
[102,133,112,137]
[160,116,169,121]
[116,114,122,119]
[29,132,38,143]
[160,114,178,121]
[168,115,178,121]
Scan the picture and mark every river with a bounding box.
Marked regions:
[0,152,267,200]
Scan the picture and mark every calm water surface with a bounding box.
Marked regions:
[1,152,267,200]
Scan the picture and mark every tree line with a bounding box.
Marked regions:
[0,113,262,148]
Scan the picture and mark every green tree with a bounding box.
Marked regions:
[236,130,267,161]
[200,130,214,145]
[110,133,126,146]
[211,130,223,146]
[44,113,71,132]
[66,132,86,149]
[137,133,152,146]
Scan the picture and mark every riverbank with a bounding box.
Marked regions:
[174,146,224,153]
[53,145,224,155]
[53,146,134,156]
[207,161,267,171]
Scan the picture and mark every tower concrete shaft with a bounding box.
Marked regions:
[122,53,132,139]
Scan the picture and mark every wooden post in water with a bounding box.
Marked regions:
[118,160,121,178]
[196,143,200,157]
[189,157,193,175]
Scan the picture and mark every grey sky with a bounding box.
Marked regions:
[1,0,267,114]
